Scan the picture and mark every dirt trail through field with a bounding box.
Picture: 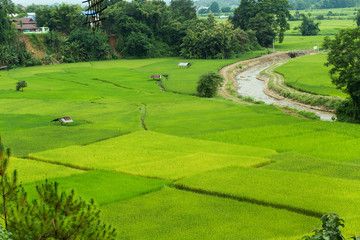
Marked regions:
[218,52,335,121]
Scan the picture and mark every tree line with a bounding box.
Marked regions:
[0,0,292,67]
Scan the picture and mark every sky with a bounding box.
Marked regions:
[12,0,83,7]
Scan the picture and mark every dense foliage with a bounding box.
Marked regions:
[181,15,252,59]
[197,72,224,97]
[324,28,360,123]
[231,0,291,47]
[103,0,256,58]
[35,4,83,34]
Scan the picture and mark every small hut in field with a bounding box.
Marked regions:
[51,117,74,125]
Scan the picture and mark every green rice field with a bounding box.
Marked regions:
[275,54,347,98]
[2,49,360,239]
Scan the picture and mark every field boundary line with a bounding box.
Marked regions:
[174,184,322,218]
[91,78,154,94]
[139,103,148,131]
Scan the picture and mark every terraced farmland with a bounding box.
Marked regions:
[2,54,360,239]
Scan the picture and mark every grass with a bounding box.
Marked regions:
[23,170,171,206]
[266,152,360,180]
[275,35,327,50]
[3,50,360,238]
[29,131,276,180]
[9,157,84,183]
[101,187,318,240]
[176,166,360,235]
[275,54,347,97]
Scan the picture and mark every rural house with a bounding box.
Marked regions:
[11,17,49,34]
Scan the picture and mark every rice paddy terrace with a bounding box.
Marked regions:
[2,53,360,239]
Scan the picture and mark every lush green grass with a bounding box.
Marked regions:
[275,54,347,97]
[290,8,358,21]
[287,19,355,36]
[195,120,360,162]
[176,166,360,235]
[24,170,170,206]
[9,157,84,183]
[29,131,275,179]
[101,187,318,240]
[266,152,360,180]
[275,35,327,50]
[3,53,360,239]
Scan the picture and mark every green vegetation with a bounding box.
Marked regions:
[176,166,360,235]
[324,28,360,123]
[2,43,360,238]
[101,187,318,240]
[197,72,223,97]
[29,131,274,180]
[275,54,347,97]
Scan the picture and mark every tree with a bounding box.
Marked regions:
[35,4,82,34]
[123,32,152,57]
[302,213,360,240]
[299,14,320,36]
[170,0,197,20]
[323,28,360,122]
[0,137,22,229]
[0,139,117,240]
[355,9,360,27]
[231,0,291,45]
[248,13,276,47]
[197,72,224,97]
[15,81,27,91]
[209,2,220,13]
[9,181,117,240]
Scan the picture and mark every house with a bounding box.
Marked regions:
[219,15,229,19]
[11,17,49,34]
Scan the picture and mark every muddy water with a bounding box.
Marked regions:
[236,64,335,121]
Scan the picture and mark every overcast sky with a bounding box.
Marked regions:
[12,0,83,7]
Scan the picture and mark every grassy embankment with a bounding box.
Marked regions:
[275,54,347,98]
[2,50,360,239]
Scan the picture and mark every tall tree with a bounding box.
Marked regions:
[299,13,320,36]
[232,0,290,45]
[323,28,360,122]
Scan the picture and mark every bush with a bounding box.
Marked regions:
[15,81,27,92]
[335,99,360,123]
[197,72,224,98]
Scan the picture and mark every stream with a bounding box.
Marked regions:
[236,63,335,121]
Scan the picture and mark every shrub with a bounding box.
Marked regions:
[15,81,27,92]
[197,72,224,98]
[335,99,360,123]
